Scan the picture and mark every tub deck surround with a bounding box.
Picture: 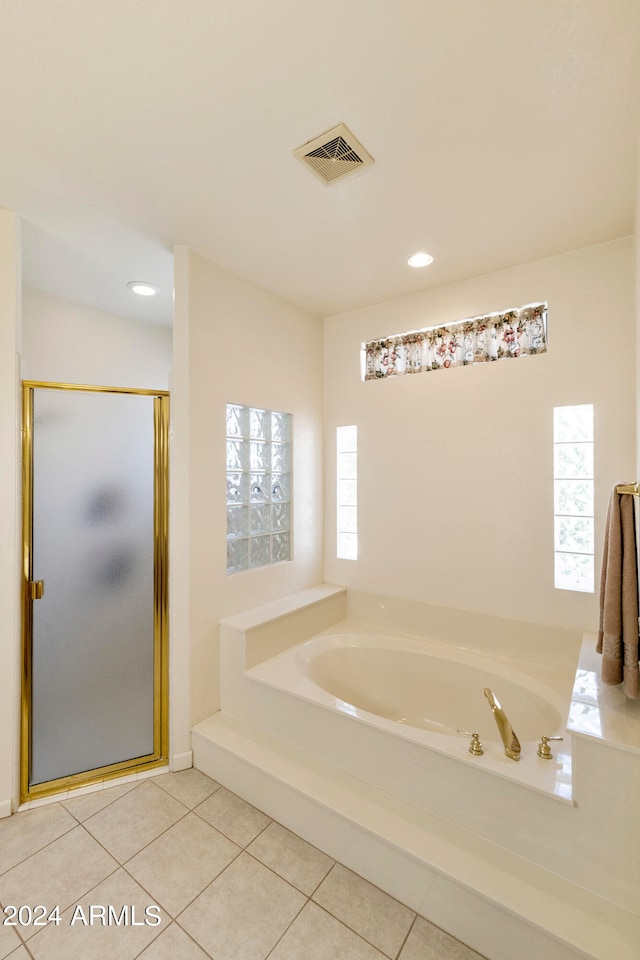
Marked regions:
[568,632,640,754]
[219,583,347,672]
[201,587,640,959]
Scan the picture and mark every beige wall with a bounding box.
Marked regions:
[22,287,172,390]
[637,147,640,486]
[0,210,21,815]
[174,250,324,725]
[324,239,636,632]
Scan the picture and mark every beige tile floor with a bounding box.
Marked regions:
[0,769,486,960]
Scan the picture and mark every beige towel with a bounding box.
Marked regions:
[597,487,640,698]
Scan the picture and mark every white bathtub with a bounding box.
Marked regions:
[298,632,565,741]
[246,624,573,798]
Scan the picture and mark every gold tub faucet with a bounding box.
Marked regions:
[483,688,521,761]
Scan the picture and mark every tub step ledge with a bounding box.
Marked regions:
[192,711,638,960]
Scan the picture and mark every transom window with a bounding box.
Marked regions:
[226,404,292,574]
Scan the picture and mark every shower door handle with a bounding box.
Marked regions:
[28,580,44,600]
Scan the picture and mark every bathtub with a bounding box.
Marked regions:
[201,589,639,958]
[245,623,574,798]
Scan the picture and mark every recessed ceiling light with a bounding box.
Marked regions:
[127,281,159,296]
[407,252,434,268]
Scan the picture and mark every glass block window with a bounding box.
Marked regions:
[337,425,357,560]
[226,404,291,574]
[553,404,594,592]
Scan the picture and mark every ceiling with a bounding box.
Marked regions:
[2,0,639,327]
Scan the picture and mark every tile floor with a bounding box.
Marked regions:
[0,769,486,960]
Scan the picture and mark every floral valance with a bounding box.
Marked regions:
[362,302,547,381]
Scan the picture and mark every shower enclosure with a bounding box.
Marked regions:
[21,382,169,801]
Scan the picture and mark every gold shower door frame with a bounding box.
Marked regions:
[21,381,169,803]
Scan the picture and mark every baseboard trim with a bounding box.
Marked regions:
[171,750,193,772]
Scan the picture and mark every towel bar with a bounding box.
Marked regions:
[616,482,640,496]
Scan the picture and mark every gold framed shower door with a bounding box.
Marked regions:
[20,381,169,803]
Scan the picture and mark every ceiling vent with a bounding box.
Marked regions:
[293,123,374,184]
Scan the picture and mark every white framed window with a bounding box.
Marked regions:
[337,425,357,560]
[553,404,594,592]
[226,404,291,574]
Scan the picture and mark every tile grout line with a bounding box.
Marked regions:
[60,779,140,823]
[171,919,220,960]
[80,780,194,865]
[246,813,274,846]
[306,860,418,958]
[18,931,37,960]
[122,834,245,926]
[261,894,309,960]
[0,820,77,881]
[395,914,418,960]
[80,815,189,869]
[313,899,401,959]
[189,793,269,848]
[151,775,223,808]
[164,846,295,960]
[140,919,217,960]
[315,860,418,927]
[0,897,31,952]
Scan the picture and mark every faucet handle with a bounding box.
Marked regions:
[457,729,484,756]
[537,735,563,760]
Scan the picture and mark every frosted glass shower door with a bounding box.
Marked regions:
[23,384,168,796]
